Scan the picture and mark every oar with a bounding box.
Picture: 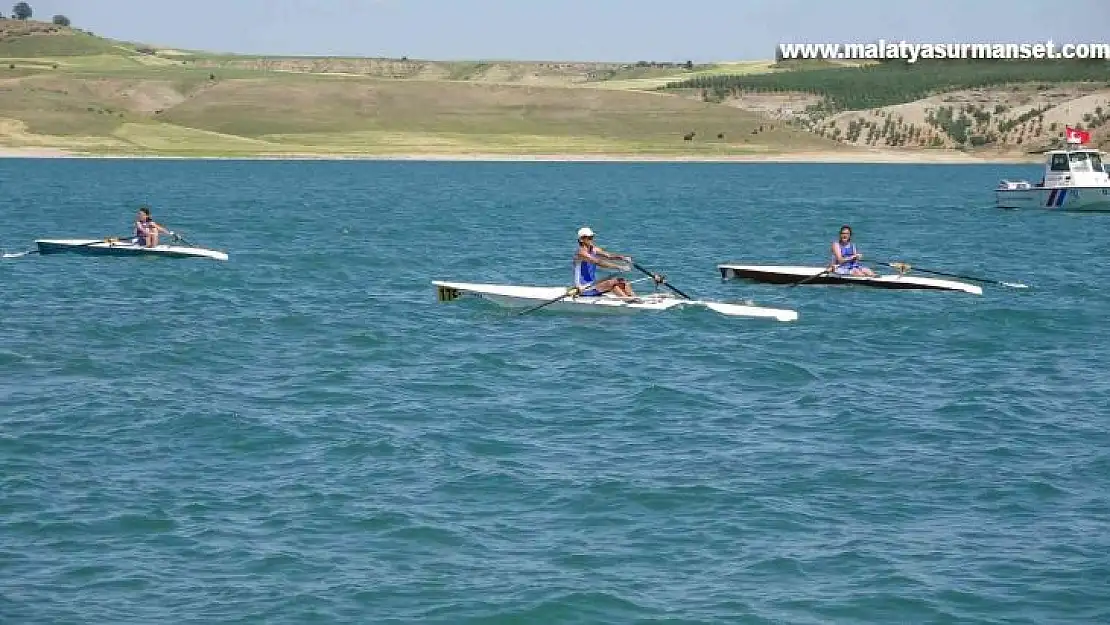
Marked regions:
[516,275,650,316]
[516,286,588,316]
[171,232,195,246]
[789,266,834,287]
[629,261,794,320]
[79,236,130,247]
[631,262,795,320]
[631,261,691,299]
[4,236,127,257]
[880,261,1029,289]
[517,279,619,316]
[699,301,799,322]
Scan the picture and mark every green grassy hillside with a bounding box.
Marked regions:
[0,19,131,55]
[8,19,1104,157]
[1,71,834,156]
[0,21,840,157]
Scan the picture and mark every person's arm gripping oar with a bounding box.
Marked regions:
[630,261,689,299]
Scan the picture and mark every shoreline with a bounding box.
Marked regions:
[0,146,1041,165]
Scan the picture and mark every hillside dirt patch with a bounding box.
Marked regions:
[720,92,824,119]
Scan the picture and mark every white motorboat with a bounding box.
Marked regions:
[433,281,799,321]
[718,264,983,295]
[996,134,1110,212]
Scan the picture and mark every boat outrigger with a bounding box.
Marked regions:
[718,264,983,295]
[34,238,229,261]
[996,129,1110,212]
[433,281,799,321]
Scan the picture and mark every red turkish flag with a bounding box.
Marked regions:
[1066,126,1091,144]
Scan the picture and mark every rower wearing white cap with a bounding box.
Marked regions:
[572,226,636,297]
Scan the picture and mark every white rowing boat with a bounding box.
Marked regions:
[718,264,983,295]
[433,281,799,321]
[35,239,229,261]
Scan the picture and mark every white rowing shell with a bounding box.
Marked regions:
[433,281,798,321]
[36,239,229,261]
[718,265,982,295]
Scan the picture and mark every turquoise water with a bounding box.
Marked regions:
[2,159,1108,624]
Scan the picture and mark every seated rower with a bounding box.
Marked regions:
[830,225,875,277]
[134,206,173,248]
[573,226,637,297]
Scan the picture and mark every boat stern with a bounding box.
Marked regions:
[34,239,103,255]
[436,283,462,302]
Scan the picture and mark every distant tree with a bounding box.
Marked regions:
[12,2,31,20]
[52,14,69,26]
[684,60,693,70]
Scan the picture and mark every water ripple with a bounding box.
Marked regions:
[2,160,1109,623]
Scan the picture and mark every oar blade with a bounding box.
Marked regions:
[882,261,1029,290]
[698,301,799,322]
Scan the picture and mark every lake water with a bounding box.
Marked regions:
[2,159,1108,624]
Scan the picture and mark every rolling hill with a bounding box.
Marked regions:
[2,19,1106,159]
[661,59,1110,153]
[0,20,845,157]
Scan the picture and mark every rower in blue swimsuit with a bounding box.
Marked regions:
[572,226,636,297]
[133,206,173,248]
[830,225,875,276]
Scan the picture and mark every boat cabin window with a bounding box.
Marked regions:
[1068,151,1097,173]
[1050,154,1070,171]
[1089,153,1104,172]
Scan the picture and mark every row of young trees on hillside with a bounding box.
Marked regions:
[1,3,70,25]
[813,100,1110,150]
[665,60,1110,112]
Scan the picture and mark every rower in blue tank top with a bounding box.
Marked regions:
[830,225,875,276]
[572,226,637,297]
[133,206,173,248]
